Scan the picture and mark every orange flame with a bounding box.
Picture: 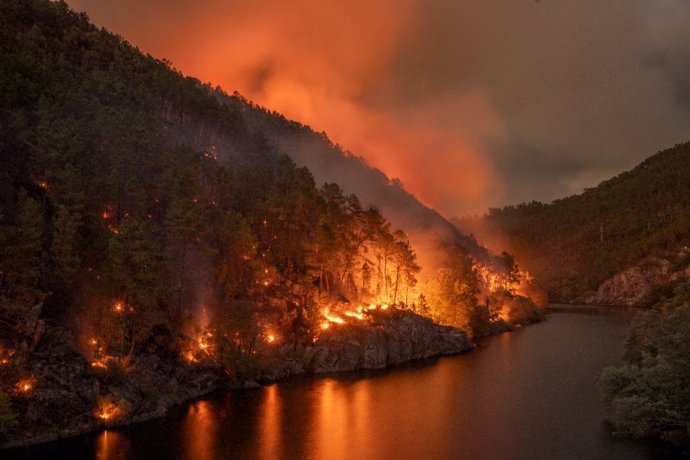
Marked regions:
[96,398,120,422]
[16,377,36,393]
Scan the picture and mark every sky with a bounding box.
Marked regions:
[66,0,690,217]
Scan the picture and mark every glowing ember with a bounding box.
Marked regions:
[96,399,119,421]
[266,334,276,343]
[15,377,36,393]
[320,322,330,330]
[344,311,365,320]
[91,360,108,370]
[37,181,48,190]
[89,338,98,346]
[322,308,345,325]
[113,300,125,313]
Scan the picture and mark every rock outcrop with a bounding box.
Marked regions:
[259,309,471,380]
[589,257,671,306]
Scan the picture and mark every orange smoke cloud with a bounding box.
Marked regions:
[67,0,505,216]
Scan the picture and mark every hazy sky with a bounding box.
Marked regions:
[66,0,690,217]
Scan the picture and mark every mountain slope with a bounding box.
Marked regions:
[457,141,690,302]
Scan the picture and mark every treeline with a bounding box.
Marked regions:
[458,141,690,300]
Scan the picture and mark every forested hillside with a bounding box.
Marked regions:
[457,142,690,302]
[0,0,542,443]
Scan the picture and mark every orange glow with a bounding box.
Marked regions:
[37,181,48,190]
[69,0,505,217]
[91,360,108,370]
[183,330,216,364]
[113,300,125,313]
[344,311,365,321]
[266,334,276,344]
[0,345,12,365]
[16,377,36,393]
[96,398,120,422]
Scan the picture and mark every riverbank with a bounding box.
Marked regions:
[1,308,483,449]
[7,305,672,460]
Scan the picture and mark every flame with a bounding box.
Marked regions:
[183,330,216,364]
[16,377,36,393]
[113,300,125,313]
[0,345,13,365]
[96,398,120,422]
[266,334,276,344]
[319,302,393,331]
[91,360,108,370]
[344,311,365,320]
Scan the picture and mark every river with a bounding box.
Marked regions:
[6,305,676,459]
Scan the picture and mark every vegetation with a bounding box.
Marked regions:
[458,141,690,300]
[600,288,690,440]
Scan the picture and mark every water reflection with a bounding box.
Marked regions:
[96,430,129,460]
[182,401,217,460]
[258,384,280,459]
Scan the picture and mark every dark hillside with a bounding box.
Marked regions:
[457,142,690,301]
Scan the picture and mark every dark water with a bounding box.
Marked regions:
[7,305,676,459]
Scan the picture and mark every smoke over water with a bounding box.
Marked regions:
[68,0,690,216]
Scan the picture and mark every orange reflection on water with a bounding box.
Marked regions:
[312,379,376,460]
[182,401,217,460]
[258,384,281,459]
[96,430,129,460]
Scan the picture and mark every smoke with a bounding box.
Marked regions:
[67,0,690,216]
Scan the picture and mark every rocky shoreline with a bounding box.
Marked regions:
[0,309,473,450]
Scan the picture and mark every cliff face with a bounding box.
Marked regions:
[589,258,670,306]
[260,310,471,379]
[588,252,690,307]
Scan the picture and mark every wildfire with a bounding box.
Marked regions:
[344,311,365,320]
[183,330,216,364]
[113,300,125,313]
[0,345,13,365]
[91,360,108,370]
[96,398,120,422]
[322,308,346,325]
[15,377,36,394]
[319,302,392,331]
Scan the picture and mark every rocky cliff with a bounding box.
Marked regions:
[260,309,471,380]
[588,251,690,307]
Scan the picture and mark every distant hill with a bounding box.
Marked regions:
[456,141,690,302]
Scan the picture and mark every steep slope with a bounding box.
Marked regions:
[457,141,690,303]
